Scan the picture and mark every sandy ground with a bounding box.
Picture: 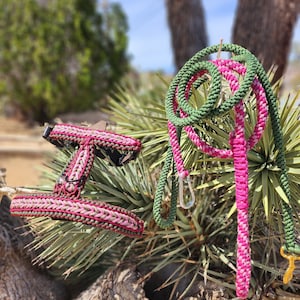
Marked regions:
[0,117,53,187]
[2,156,46,187]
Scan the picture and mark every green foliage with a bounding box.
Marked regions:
[0,0,129,122]
[108,73,171,167]
[25,74,300,297]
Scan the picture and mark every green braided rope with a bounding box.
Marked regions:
[153,43,300,255]
[255,62,299,254]
[153,148,178,228]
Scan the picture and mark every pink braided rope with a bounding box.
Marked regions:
[10,123,144,238]
[54,142,95,197]
[49,123,141,152]
[11,194,144,238]
[168,59,269,299]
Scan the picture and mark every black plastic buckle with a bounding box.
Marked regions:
[94,147,136,167]
[43,124,75,148]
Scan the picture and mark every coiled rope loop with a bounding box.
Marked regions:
[153,43,300,299]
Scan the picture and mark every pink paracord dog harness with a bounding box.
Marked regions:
[10,123,144,238]
[155,59,269,299]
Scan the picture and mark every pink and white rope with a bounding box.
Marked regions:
[10,124,144,238]
[11,194,144,238]
[49,123,141,152]
[168,59,269,299]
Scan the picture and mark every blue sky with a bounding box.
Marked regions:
[113,0,300,74]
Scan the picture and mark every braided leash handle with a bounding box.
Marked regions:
[153,43,300,299]
[10,123,144,238]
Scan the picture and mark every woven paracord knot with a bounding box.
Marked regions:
[153,43,300,299]
[10,123,144,238]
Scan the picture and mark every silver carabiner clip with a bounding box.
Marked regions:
[178,175,195,209]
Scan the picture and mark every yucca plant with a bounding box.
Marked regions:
[108,73,170,168]
[108,74,300,297]
[25,73,300,298]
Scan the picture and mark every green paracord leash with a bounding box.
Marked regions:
[153,43,300,289]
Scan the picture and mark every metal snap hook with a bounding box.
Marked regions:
[178,175,195,209]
